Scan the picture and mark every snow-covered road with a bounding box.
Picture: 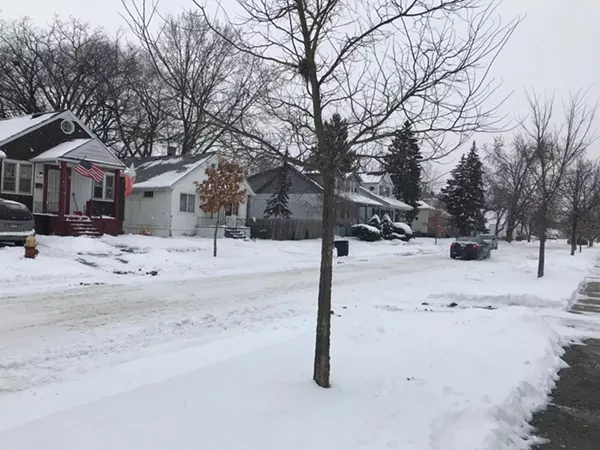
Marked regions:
[2,237,600,450]
[1,251,450,394]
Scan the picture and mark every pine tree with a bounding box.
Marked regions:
[305,113,357,174]
[441,142,487,235]
[264,162,292,218]
[464,141,487,232]
[384,120,422,225]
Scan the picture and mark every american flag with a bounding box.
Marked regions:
[75,159,105,183]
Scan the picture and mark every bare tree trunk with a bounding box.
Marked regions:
[570,218,577,256]
[313,171,335,388]
[505,214,516,242]
[537,206,547,278]
[213,216,219,257]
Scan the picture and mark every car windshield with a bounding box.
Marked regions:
[456,237,474,242]
[479,234,493,239]
[0,202,32,221]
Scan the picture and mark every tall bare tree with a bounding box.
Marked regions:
[485,135,536,241]
[560,158,600,255]
[0,17,143,147]
[122,4,267,155]
[186,0,520,388]
[524,91,598,277]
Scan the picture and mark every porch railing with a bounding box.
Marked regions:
[197,216,247,228]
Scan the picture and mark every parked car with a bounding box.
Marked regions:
[0,199,35,246]
[478,233,498,250]
[450,236,491,260]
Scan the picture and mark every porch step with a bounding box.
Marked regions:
[224,227,246,239]
[65,217,103,237]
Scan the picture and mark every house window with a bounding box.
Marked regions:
[143,191,154,198]
[92,173,115,201]
[179,193,196,213]
[225,204,239,216]
[1,160,33,195]
[379,186,391,197]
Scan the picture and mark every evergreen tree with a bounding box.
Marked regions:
[464,141,487,232]
[441,141,487,235]
[384,121,422,225]
[264,162,292,218]
[305,113,358,174]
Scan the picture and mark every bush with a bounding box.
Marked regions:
[393,222,414,241]
[368,214,382,229]
[381,214,394,239]
[350,224,382,241]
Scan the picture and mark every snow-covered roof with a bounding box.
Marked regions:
[418,200,435,210]
[369,193,413,211]
[359,173,385,184]
[0,112,62,146]
[127,153,216,189]
[338,191,383,206]
[31,138,125,169]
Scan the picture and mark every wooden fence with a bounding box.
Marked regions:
[249,218,322,240]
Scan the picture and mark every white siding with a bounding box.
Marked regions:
[123,189,172,237]
[66,139,123,167]
[249,193,323,220]
[32,163,45,213]
[412,210,431,234]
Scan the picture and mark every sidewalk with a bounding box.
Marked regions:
[531,276,600,449]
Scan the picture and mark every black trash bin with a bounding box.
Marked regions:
[334,240,349,257]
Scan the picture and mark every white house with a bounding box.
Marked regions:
[124,153,255,238]
[358,172,412,221]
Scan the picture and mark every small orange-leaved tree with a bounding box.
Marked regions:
[429,207,447,245]
[196,159,247,257]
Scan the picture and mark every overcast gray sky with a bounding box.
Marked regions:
[2,0,599,169]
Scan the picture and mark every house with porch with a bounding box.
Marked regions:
[0,111,126,236]
[247,165,412,237]
[358,172,413,221]
[123,152,255,238]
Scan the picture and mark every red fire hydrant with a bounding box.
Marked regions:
[24,235,39,259]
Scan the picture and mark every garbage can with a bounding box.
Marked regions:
[334,240,349,257]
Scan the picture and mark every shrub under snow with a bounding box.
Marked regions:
[351,224,382,242]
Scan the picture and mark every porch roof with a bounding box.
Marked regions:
[368,193,413,211]
[31,138,126,170]
[338,190,383,207]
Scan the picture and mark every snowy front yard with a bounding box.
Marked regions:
[1,236,600,449]
[0,234,442,296]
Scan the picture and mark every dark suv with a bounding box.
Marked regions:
[0,199,35,245]
[450,236,491,260]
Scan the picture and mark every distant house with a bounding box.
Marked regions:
[358,172,414,221]
[0,111,126,236]
[124,152,255,238]
[247,165,412,237]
